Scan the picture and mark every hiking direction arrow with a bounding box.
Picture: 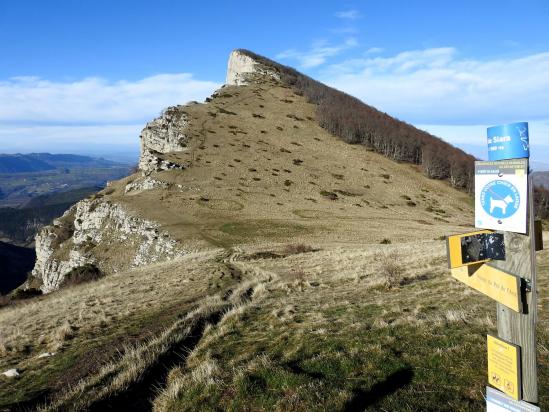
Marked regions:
[475,159,528,234]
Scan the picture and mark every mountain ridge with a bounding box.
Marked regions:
[0,153,121,173]
[27,49,474,293]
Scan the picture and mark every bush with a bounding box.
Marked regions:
[375,251,404,288]
[380,238,392,244]
[60,264,103,288]
[534,186,549,219]
[320,190,338,200]
[283,244,318,255]
[0,295,11,307]
[11,288,42,300]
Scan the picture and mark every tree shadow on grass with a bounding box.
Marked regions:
[343,366,414,411]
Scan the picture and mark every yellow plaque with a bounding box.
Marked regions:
[487,335,521,400]
[451,264,522,312]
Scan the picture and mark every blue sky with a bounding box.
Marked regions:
[1,0,548,166]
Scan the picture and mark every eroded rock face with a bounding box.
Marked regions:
[139,106,190,173]
[31,199,186,293]
[226,50,280,86]
[125,177,169,194]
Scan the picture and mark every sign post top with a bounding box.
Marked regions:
[487,122,529,161]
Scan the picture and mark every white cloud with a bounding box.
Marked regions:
[416,120,549,149]
[0,74,221,124]
[318,47,549,162]
[321,48,549,125]
[365,47,384,54]
[335,10,362,20]
[277,37,358,68]
[0,72,220,153]
[0,124,142,153]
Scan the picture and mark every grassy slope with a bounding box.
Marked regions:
[103,80,472,252]
[153,241,548,412]
[0,77,546,410]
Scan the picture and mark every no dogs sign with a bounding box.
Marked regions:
[475,159,528,234]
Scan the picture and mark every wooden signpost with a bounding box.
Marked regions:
[446,122,540,409]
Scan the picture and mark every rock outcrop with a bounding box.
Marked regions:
[125,176,169,194]
[139,105,191,174]
[226,49,280,86]
[31,199,186,293]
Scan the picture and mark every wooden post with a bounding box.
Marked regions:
[490,172,538,403]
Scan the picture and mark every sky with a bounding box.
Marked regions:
[1,0,548,167]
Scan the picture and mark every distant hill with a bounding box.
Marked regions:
[0,241,35,295]
[0,153,120,173]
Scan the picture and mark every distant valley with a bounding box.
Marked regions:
[0,153,132,295]
[0,153,132,208]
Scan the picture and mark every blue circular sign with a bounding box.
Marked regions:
[480,180,520,219]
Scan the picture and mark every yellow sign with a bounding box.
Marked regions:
[446,230,494,268]
[451,264,522,312]
[487,335,521,400]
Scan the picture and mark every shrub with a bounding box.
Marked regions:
[534,185,549,219]
[0,295,11,307]
[380,238,392,244]
[375,251,404,288]
[60,264,103,288]
[217,107,237,115]
[320,190,338,200]
[11,288,42,300]
[283,244,318,255]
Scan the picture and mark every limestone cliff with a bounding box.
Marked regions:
[139,105,191,174]
[31,198,186,293]
[226,49,280,86]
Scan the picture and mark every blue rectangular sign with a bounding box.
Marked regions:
[487,122,529,161]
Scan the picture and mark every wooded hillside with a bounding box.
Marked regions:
[238,49,476,192]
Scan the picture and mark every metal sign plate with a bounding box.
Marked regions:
[487,335,521,400]
[487,122,529,161]
[486,387,539,411]
[451,264,522,312]
[475,159,528,234]
[446,230,505,268]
